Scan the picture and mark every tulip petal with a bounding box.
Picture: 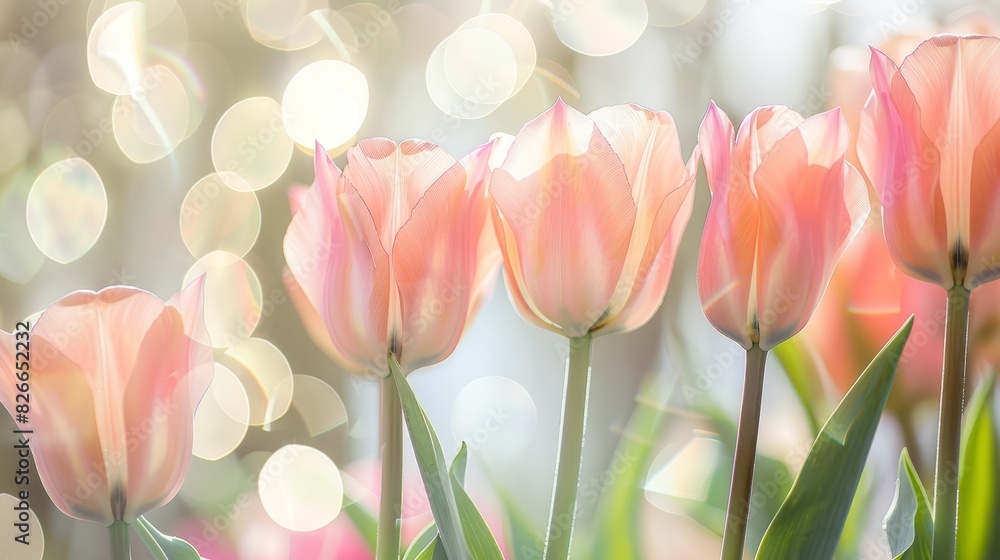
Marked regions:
[343,138,459,252]
[737,106,804,195]
[462,136,509,322]
[491,99,636,336]
[968,118,1000,287]
[0,329,114,524]
[284,149,390,372]
[754,110,870,349]
[898,35,1000,261]
[859,47,951,286]
[281,268,348,366]
[697,102,759,348]
[590,104,692,324]
[598,172,696,335]
[121,304,212,522]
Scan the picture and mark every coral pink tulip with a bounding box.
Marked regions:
[283,138,505,375]
[0,283,212,526]
[490,99,697,338]
[697,102,870,350]
[859,34,1000,289]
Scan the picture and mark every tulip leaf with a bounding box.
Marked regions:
[957,372,1000,560]
[342,501,378,553]
[756,316,913,559]
[884,448,932,560]
[404,523,441,560]
[400,449,505,560]
[134,516,201,560]
[389,355,470,560]
[590,375,669,560]
[772,337,824,435]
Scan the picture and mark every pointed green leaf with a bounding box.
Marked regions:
[134,516,201,560]
[884,449,932,560]
[772,337,824,435]
[958,372,1000,560]
[404,522,441,560]
[450,443,504,559]
[756,316,913,559]
[390,355,469,560]
[342,501,378,553]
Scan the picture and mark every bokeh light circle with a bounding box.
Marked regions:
[244,0,327,50]
[87,1,146,95]
[26,158,107,264]
[211,97,293,190]
[224,337,294,426]
[451,376,537,460]
[258,444,344,532]
[182,251,263,348]
[180,173,261,258]
[552,0,649,56]
[0,493,43,559]
[282,60,368,150]
[192,363,251,461]
[290,374,348,437]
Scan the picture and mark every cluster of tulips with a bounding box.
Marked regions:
[2,32,999,560]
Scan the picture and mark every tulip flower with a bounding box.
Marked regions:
[697,102,869,560]
[857,33,1000,558]
[282,138,505,560]
[0,283,212,559]
[491,99,697,560]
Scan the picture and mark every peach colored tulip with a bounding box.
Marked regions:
[859,34,1000,289]
[800,221,1000,405]
[283,138,504,374]
[0,283,212,526]
[490,99,697,338]
[697,102,870,350]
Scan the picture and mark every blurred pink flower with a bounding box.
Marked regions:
[0,282,212,525]
[283,138,504,374]
[800,221,1000,404]
[697,102,870,350]
[491,99,697,338]
[859,34,1000,289]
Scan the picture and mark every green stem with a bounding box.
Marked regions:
[376,372,404,560]
[109,520,131,560]
[932,285,971,560]
[543,335,593,560]
[721,345,768,560]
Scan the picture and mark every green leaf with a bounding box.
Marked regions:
[134,516,201,560]
[884,449,932,560]
[404,522,441,560]
[756,316,913,560]
[772,337,824,435]
[449,442,504,560]
[389,355,469,560]
[590,375,668,560]
[342,500,378,553]
[958,372,1000,560]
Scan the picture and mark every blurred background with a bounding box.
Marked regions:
[2,0,1000,558]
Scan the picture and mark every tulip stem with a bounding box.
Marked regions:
[376,372,404,560]
[108,520,131,560]
[932,284,971,560]
[721,344,768,560]
[543,335,593,560]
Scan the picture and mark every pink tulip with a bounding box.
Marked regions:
[697,102,870,350]
[801,222,1000,405]
[283,138,505,374]
[490,99,697,338]
[859,34,1000,289]
[0,283,212,526]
